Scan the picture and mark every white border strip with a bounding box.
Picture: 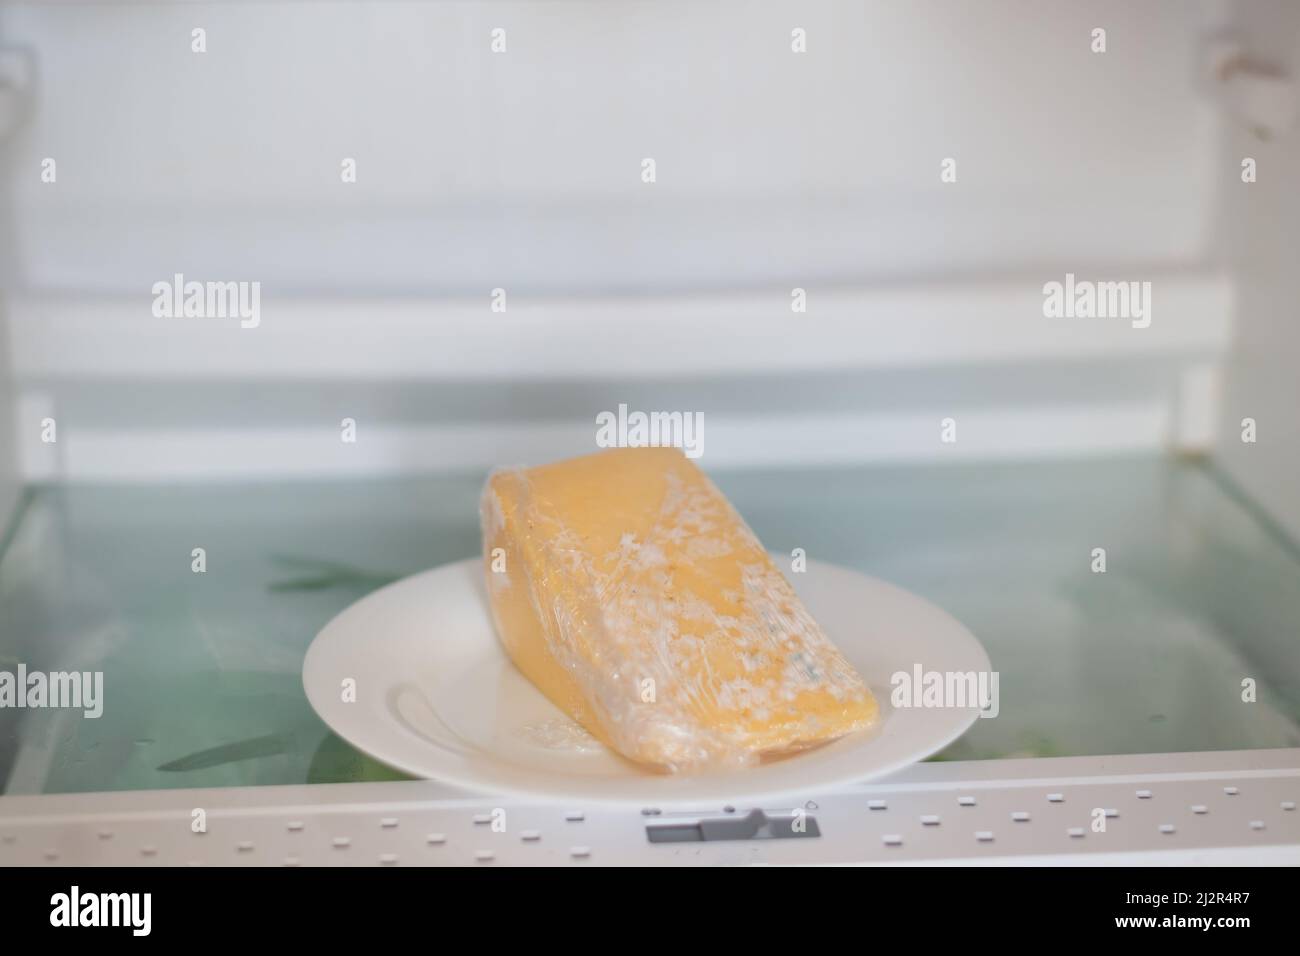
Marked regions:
[10,274,1232,381]
[35,401,1171,481]
[1,750,1294,866]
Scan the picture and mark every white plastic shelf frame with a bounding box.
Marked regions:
[1,751,1296,866]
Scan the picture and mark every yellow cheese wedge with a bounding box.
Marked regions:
[480,446,877,771]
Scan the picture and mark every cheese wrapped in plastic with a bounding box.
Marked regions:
[480,446,877,771]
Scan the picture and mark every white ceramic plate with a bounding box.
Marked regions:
[303,556,990,806]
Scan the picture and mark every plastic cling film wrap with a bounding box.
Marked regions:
[480,446,878,772]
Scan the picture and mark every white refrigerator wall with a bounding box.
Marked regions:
[1212,3,1300,543]
[0,300,18,534]
[4,0,1222,292]
[0,0,1278,483]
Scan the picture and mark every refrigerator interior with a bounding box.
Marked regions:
[0,1,1297,863]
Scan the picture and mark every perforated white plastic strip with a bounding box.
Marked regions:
[1,750,1296,866]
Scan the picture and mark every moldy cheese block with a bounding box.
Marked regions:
[480,447,878,772]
